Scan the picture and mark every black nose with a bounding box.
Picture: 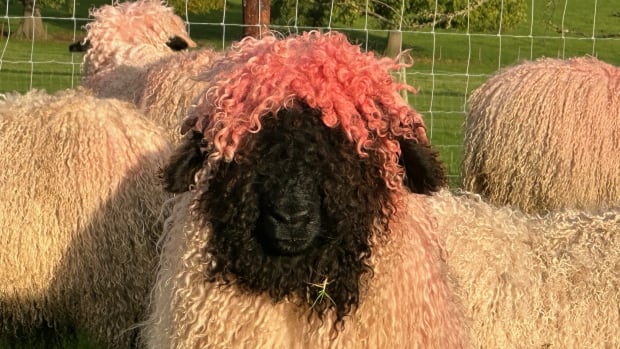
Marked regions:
[268,208,309,225]
[257,206,319,256]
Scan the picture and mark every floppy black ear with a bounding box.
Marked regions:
[160,131,206,193]
[398,139,448,194]
[69,39,91,52]
[166,36,190,51]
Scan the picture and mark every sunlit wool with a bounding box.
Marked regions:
[0,88,172,348]
[462,56,620,213]
[76,0,219,141]
[135,48,219,141]
[427,189,620,348]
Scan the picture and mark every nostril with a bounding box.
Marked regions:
[268,208,310,224]
[290,210,309,220]
[269,210,288,223]
[257,204,320,256]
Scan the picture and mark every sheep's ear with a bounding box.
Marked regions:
[398,139,448,194]
[166,36,190,51]
[160,131,205,193]
[69,39,91,52]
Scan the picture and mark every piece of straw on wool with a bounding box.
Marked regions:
[144,31,469,349]
[425,189,620,348]
[0,88,172,349]
[462,56,620,213]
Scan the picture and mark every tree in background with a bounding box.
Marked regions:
[168,0,268,38]
[271,0,358,30]
[242,0,270,38]
[6,0,63,40]
[371,0,527,31]
[2,0,224,41]
[271,0,527,57]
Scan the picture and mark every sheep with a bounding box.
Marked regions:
[462,56,620,213]
[143,31,470,348]
[76,0,197,103]
[134,48,219,140]
[0,88,173,348]
[72,0,218,140]
[425,189,620,348]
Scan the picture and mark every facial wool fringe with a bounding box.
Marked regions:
[184,30,428,190]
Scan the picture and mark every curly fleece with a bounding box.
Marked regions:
[427,189,620,348]
[462,56,620,213]
[136,49,219,139]
[184,31,429,192]
[0,88,172,349]
[82,0,195,79]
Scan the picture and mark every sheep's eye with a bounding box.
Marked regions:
[166,36,189,51]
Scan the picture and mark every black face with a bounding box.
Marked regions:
[203,108,338,259]
[161,102,448,329]
[255,167,323,256]
[190,106,392,327]
[165,36,190,51]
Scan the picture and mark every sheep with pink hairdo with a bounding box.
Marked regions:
[73,0,218,140]
[462,56,620,213]
[143,31,469,348]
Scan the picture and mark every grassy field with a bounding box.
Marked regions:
[0,1,618,346]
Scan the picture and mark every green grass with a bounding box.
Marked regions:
[0,40,82,92]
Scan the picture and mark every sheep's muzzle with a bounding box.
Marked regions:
[254,173,323,256]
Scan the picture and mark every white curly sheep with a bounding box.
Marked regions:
[427,189,620,348]
[0,88,172,348]
[76,0,197,103]
[73,0,218,140]
[462,56,620,213]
